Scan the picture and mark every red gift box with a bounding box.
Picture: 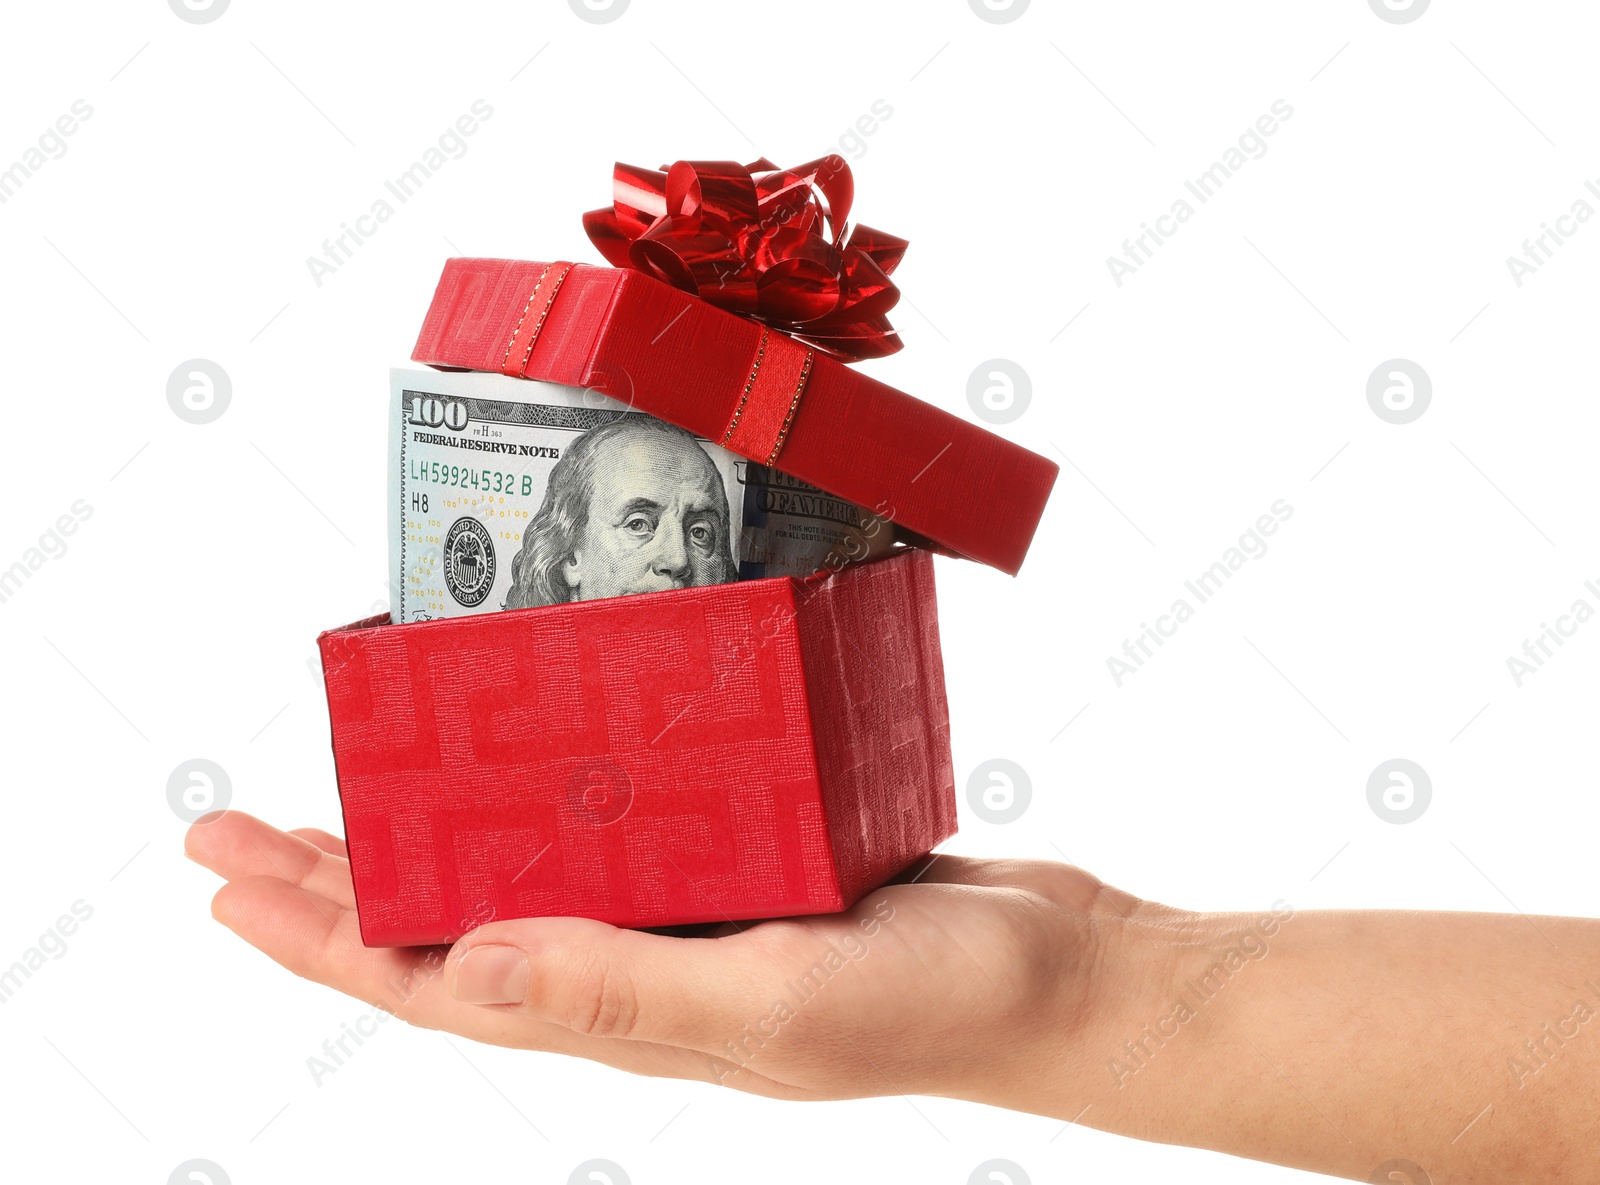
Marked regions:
[321,547,952,946]
[321,160,1058,945]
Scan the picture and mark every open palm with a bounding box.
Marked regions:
[187,811,1132,1109]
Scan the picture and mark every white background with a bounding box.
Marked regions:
[2,1,1596,1181]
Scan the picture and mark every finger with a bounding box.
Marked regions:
[445,916,767,1053]
[907,855,1149,920]
[211,876,753,1084]
[186,810,355,909]
[289,827,348,859]
[888,853,1041,888]
[210,874,412,997]
[212,874,521,1035]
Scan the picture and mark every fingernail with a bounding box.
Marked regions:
[452,945,530,1005]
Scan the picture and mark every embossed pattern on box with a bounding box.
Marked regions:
[319,548,953,946]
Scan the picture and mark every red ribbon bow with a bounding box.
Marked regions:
[583,155,908,362]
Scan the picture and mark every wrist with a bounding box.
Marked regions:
[1012,890,1299,1129]
[948,874,1203,1122]
[1065,897,1300,1137]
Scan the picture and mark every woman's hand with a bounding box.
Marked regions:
[183,810,1152,1114]
[190,810,1600,1181]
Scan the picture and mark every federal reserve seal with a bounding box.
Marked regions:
[443,517,496,607]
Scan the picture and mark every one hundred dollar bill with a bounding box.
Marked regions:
[389,368,887,624]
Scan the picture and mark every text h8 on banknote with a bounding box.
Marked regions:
[389,368,884,623]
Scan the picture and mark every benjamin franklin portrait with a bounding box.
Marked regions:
[504,415,738,609]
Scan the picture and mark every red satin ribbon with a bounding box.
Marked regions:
[499,261,573,377]
[583,155,908,363]
[720,327,815,465]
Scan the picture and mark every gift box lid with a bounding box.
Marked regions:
[411,257,1058,576]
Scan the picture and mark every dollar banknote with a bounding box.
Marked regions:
[389,368,889,624]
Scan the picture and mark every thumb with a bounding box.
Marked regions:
[445,915,763,1050]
